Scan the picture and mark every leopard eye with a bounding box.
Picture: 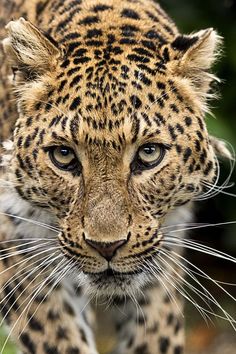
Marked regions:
[131,143,166,172]
[48,146,80,172]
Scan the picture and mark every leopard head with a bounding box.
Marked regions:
[2,16,230,295]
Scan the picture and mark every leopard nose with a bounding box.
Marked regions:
[85,239,127,261]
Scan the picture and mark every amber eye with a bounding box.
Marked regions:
[48,146,80,172]
[131,143,166,172]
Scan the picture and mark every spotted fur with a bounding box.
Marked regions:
[0,0,230,353]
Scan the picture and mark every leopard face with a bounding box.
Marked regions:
[3,0,221,295]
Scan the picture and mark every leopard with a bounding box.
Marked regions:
[0,0,233,353]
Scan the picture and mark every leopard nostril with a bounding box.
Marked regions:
[85,239,127,261]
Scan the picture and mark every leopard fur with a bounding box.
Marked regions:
[0,0,230,353]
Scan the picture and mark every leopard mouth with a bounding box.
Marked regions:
[85,267,143,289]
[85,267,143,280]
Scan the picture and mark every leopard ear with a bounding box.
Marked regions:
[2,17,61,80]
[171,28,222,97]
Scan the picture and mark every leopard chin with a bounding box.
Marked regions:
[81,270,151,297]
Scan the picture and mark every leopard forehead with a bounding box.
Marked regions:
[12,6,201,149]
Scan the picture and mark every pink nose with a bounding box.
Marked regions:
[85,239,127,261]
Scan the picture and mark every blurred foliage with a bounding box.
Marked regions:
[0,327,16,354]
[159,0,236,249]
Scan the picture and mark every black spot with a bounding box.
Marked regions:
[93,4,113,12]
[195,139,201,152]
[26,116,33,127]
[36,1,48,16]
[134,47,154,58]
[67,42,82,54]
[134,70,151,86]
[137,315,146,325]
[79,16,100,25]
[176,123,184,134]
[157,81,166,90]
[43,343,59,354]
[197,130,204,141]
[167,313,174,325]
[66,348,80,354]
[148,93,155,103]
[121,24,139,36]
[172,35,198,51]
[197,116,204,130]
[73,48,87,57]
[58,79,67,93]
[86,28,102,38]
[86,39,103,46]
[63,301,75,316]
[145,30,166,43]
[28,316,44,332]
[61,32,81,43]
[170,104,179,113]
[69,74,83,88]
[183,147,192,162]
[69,97,81,110]
[47,309,60,321]
[134,343,150,354]
[3,284,18,311]
[20,333,36,354]
[204,161,214,175]
[73,57,91,64]
[185,116,192,126]
[121,8,140,19]
[200,149,207,164]
[130,95,142,109]
[174,346,183,354]
[176,144,182,154]
[57,326,68,340]
[80,328,87,343]
[168,124,177,141]
[126,336,134,348]
[145,10,159,22]
[127,54,150,63]
[159,337,170,353]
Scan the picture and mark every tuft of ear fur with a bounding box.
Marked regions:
[171,28,222,105]
[209,136,234,160]
[2,18,61,79]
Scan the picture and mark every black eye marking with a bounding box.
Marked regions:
[131,143,168,172]
[45,146,82,174]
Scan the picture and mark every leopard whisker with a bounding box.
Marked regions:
[162,236,236,263]
[170,249,236,305]
[152,259,236,327]
[162,249,236,329]
[163,220,236,235]
[151,261,212,324]
[0,211,61,232]
[142,260,184,318]
[0,250,60,299]
[0,252,63,354]
[195,144,235,201]
[0,245,60,278]
[0,250,61,318]
[158,249,233,326]
[19,255,75,337]
[0,252,59,318]
[0,238,52,253]
[146,256,212,324]
[0,241,55,261]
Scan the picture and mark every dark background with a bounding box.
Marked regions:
[158,1,236,352]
